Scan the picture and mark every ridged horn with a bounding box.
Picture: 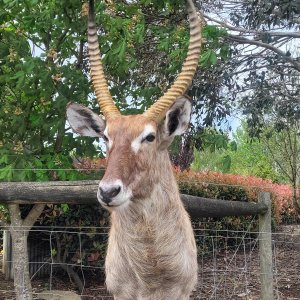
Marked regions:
[143,0,202,122]
[88,0,120,119]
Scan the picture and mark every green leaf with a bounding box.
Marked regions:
[209,51,217,65]
[200,50,217,66]
[135,23,145,44]
[222,155,231,173]
[0,154,8,165]
[0,165,13,181]
[199,50,211,65]
[61,204,69,213]
[118,40,126,60]
[230,141,238,151]
[10,70,25,80]
[23,60,35,74]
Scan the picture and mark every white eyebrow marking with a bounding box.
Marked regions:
[131,124,155,154]
[104,126,113,149]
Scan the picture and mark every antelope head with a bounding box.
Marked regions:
[67,0,202,209]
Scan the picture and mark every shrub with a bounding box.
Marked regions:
[174,167,298,224]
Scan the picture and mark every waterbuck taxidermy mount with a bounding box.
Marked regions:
[66,0,202,298]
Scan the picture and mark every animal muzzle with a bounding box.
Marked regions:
[97,179,132,208]
[99,185,121,204]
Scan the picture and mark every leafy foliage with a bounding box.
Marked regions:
[236,0,300,29]
[0,0,103,183]
[41,203,109,269]
[175,168,298,223]
[0,0,230,180]
[240,67,300,137]
[192,123,292,181]
[192,0,300,132]
[175,165,298,254]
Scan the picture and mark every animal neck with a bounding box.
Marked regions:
[111,150,182,227]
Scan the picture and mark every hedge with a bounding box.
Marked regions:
[174,167,298,224]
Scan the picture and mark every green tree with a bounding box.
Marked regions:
[191,124,280,182]
[191,0,300,132]
[0,0,98,181]
[228,126,280,180]
[0,0,228,297]
[262,122,300,211]
[192,128,236,173]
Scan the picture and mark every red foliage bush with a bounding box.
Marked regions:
[174,168,297,223]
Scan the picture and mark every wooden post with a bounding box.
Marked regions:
[258,192,274,300]
[2,230,12,280]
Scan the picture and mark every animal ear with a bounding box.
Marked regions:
[159,96,192,149]
[66,103,105,137]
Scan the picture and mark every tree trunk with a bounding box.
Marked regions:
[8,204,45,300]
[171,134,194,170]
[10,231,32,300]
[292,183,300,214]
[8,205,33,300]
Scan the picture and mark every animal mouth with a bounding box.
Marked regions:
[101,199,128,208]
[105,203,121,207]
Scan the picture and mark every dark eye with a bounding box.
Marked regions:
[144,134,155,142]
[103,135,108,142]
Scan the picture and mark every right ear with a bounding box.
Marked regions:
[66,103,105,137]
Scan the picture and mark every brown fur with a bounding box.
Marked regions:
[103,115,198,299]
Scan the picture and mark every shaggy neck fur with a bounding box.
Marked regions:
[105,151,197,300]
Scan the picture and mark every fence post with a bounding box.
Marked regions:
[258,192,274,300]
[2,230,12,280]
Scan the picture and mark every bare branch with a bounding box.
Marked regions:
[228,35,300,72]
[264,137,294,182]
[203,13,300,38]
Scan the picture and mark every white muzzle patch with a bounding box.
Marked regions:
[97,179,132,208]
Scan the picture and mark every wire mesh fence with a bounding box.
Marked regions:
[1,222,300,300]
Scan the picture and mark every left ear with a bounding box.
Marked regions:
[159,96,192,149]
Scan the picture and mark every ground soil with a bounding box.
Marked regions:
[0,226,299,300]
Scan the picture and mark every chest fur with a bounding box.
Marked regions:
[105,201,197,296]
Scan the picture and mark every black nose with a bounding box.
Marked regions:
[99,186,121,204]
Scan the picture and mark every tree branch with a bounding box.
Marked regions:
[55,29,70,53]
[0,218,9,228]
[76,39,85,69]
[54,234,84,293]
[228,35,300,72]
[203,13,300,38]
[23,204,45,228]
[8,205,22,227]
[264,136,293,183]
